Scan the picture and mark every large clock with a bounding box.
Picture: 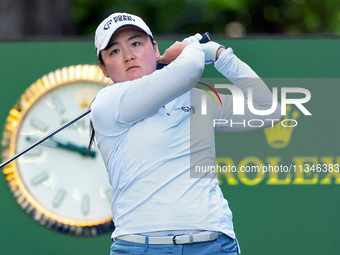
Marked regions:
[1,65,114,236]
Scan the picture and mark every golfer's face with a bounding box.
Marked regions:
[100,28,160,83]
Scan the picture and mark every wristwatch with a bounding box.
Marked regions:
[1,65,114,236]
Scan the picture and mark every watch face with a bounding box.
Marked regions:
[1,65,114,236]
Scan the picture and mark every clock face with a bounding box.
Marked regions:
[1,65,114,236]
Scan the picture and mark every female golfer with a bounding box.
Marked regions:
[89,12,281,255]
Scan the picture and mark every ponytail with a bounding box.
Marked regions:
[87,98,96,156]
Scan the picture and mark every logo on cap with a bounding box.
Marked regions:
[104,15,136,30]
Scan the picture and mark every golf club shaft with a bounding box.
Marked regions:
[0,108,91,169]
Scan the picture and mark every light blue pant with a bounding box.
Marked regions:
[110,233,240,254]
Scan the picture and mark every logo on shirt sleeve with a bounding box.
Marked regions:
[175,106,195,114]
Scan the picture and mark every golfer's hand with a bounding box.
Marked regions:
[182,33,202,43]
[202,41,225,64]
[157,42,190,65]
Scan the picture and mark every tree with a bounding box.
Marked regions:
[0,0,76,38]
[72,0,340,36]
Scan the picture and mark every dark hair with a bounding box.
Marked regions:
[87,100,96,156]
[98,52,104,65]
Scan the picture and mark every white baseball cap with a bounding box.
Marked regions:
[95,12,153,57]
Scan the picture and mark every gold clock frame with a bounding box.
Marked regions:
[1,65,114,236]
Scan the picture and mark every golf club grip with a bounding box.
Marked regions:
[199,32,212,44]
[156,32,212,70]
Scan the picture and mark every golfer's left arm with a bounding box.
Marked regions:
[211,46,282,132]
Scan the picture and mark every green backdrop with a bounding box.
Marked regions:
[0,37,339,255]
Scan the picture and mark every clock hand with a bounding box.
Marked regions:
[50,136,97,158]
[26,135,96,158]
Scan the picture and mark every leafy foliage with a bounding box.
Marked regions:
[72,0,340,36]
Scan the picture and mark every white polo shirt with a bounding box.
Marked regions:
[90,43,280,239]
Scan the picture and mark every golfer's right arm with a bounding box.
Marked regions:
[118,43,204,123]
